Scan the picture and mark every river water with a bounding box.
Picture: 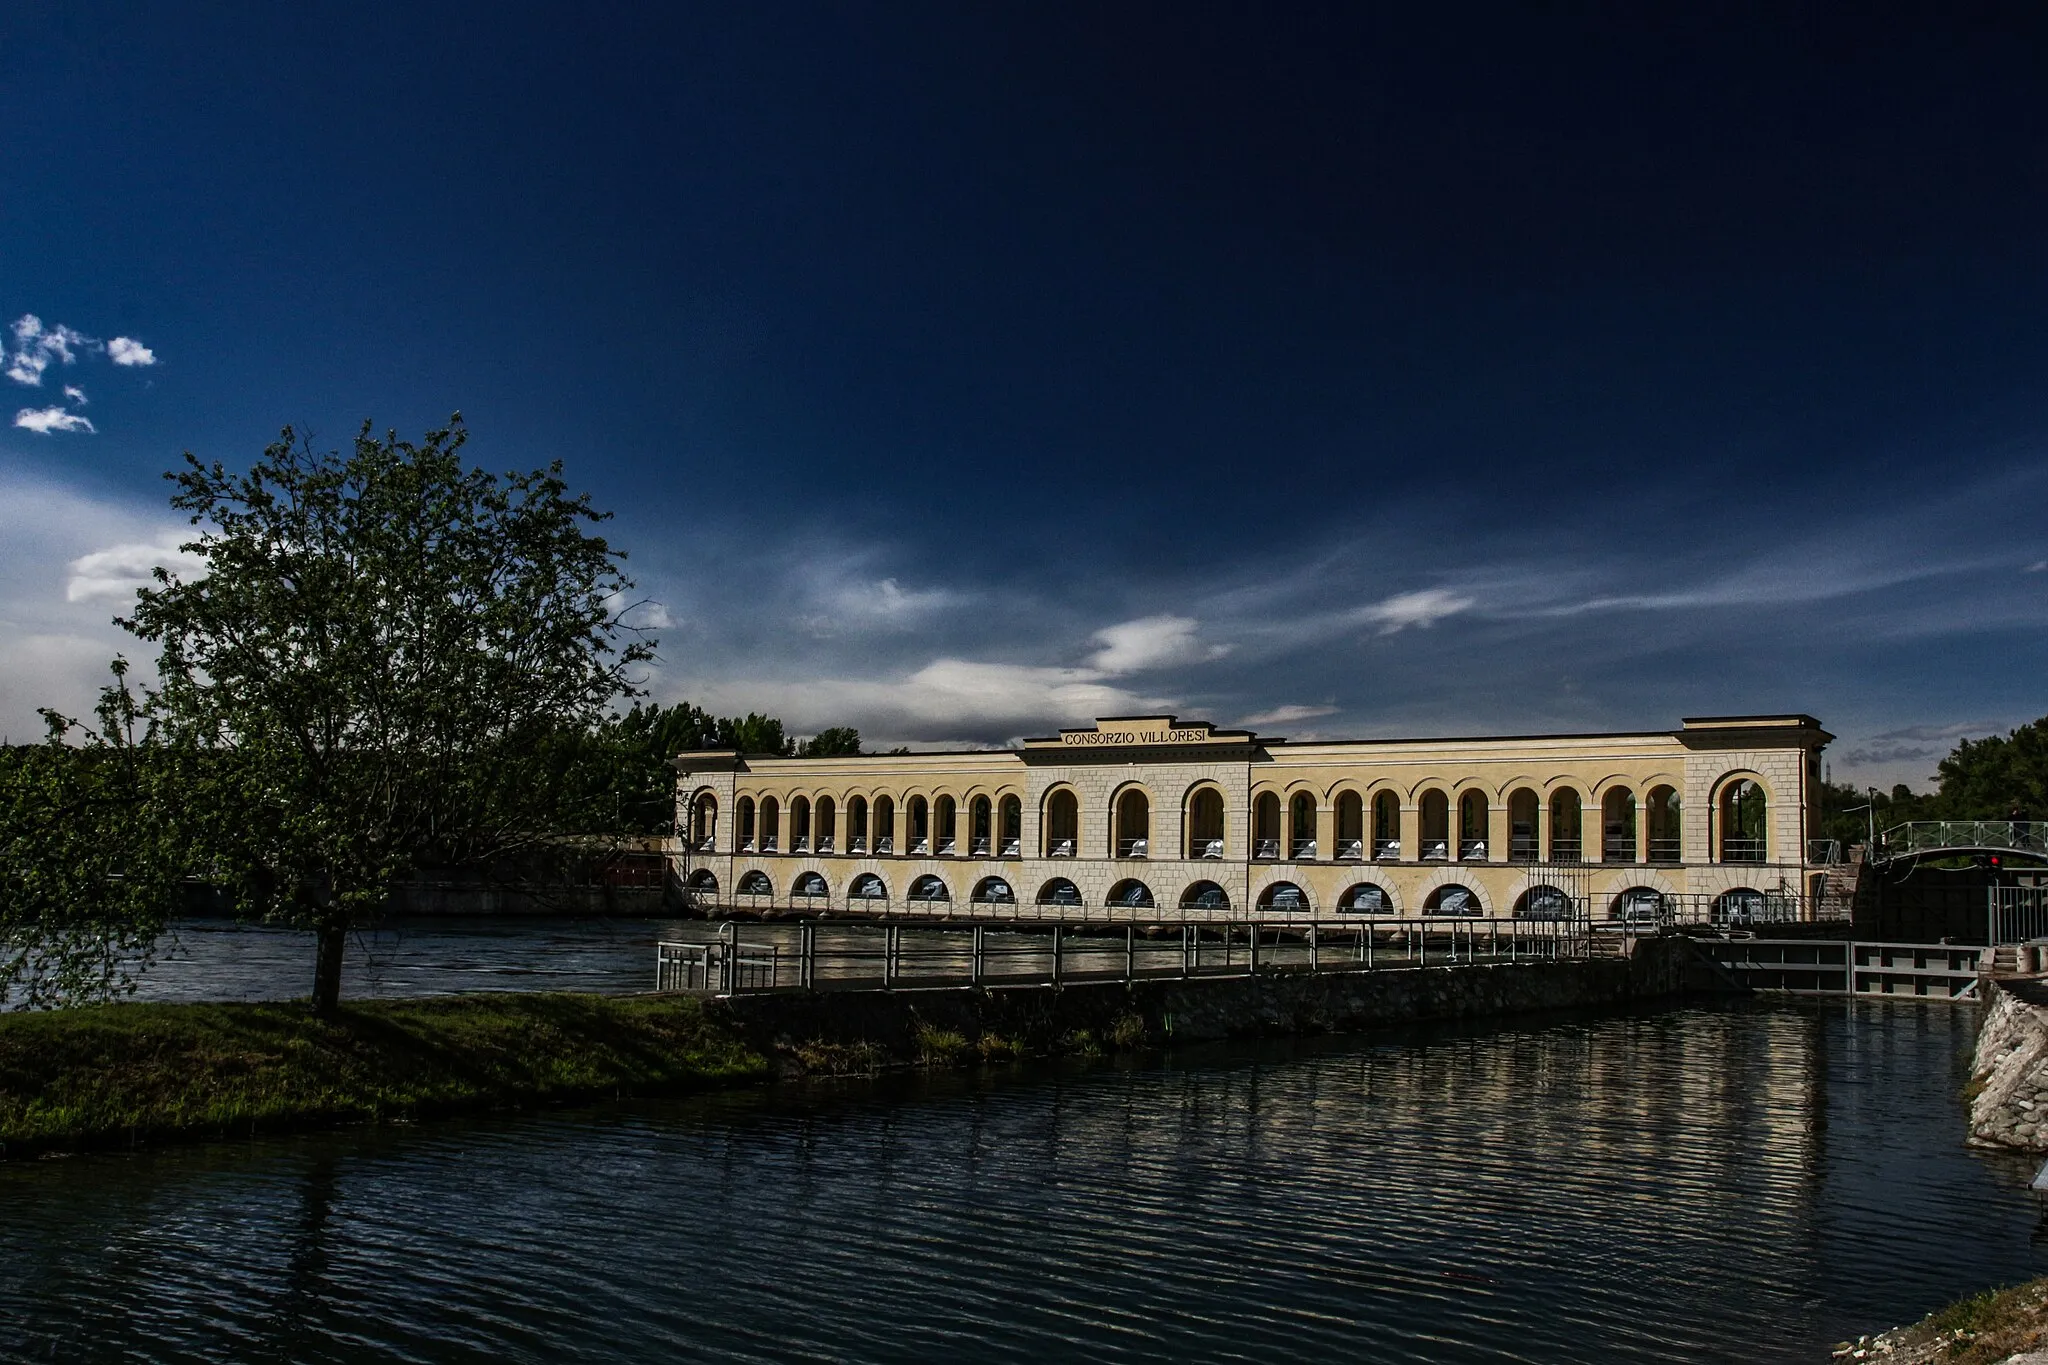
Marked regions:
[3,996,2041,1363]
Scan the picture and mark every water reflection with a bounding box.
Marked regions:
[0,1000,2037,1363]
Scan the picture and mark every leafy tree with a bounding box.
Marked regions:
[796,727,862,758]
[1934,720,2048,819]
[120,416,651,1015]
[0,663,187,1007]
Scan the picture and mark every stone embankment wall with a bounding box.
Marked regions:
[1968,979,2048,1151]
[712,935,1722,1061]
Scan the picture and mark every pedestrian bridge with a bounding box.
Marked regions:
[1872,821,2048,867]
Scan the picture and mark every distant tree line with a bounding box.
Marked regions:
[1819,715,2048,848]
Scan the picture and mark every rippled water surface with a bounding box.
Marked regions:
[3,999,2040,1363]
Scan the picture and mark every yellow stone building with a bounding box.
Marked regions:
[670,714,1832,923]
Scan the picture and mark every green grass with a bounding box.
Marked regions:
[0,993,770,1159]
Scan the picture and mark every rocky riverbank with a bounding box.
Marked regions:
[1833,1278,2048,1364]
[1969,979,2048,1150]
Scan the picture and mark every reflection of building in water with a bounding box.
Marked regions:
[672,714,1830,921]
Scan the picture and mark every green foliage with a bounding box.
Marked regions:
[0,664,188,1008]
[117,416,653,1009]
[796,726,862,758]
[0,993,767,1157]
[1936,720,2048,819]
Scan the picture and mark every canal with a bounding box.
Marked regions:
[2,996,2038,1362]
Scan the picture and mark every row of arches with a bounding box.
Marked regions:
[689,776,1772,867]
[688,868,1778,923]
[724,792,1024,857]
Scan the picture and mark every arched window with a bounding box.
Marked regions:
[1719,780,1767,863]
[998,795,1022,856]
[1507,788,1540,862]
[1037,877,1082,907]
[1601,789,1636,863]
[849,873,888,901]
[908,874,950,903]
[738,796,757,852]
[1334,791,1364,859]
[1289,792,1318,860]
[1107,878,1155,909]
[934,796,957,855]
[689,793,718,850]
[1259,880,1308,912]
[1548,789,1582,864]
[1712,887,1768,925]
[969,796,993,856]
[1646,786,1681,862]
[817,796,837,853]
[1180,880,1229,910]
[909,796,930,855]
[1373,791,1401,859]
[849,796,870,853]
[874,795,896,853]
[1253,792,1282,860]
[1338,882,1390,914]
[792,871,829,898]
[1458,790,1488,861]
[737,869,773,897]
[1115,788,1151,858]
[1044,788,1079,857]
[1611,887,1667,925]
[760,797,781,852]
[1186,786,1225,859]
[1513,885,1572,920]
[1425,884,1481,917]
[1419,790,1450,861]
[684,868,718,908]
[971,876,1015,904]
[791,796,811,852]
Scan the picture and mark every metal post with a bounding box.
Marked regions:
[1050,923,1062,987]
[883,923,896,989]
[801,922,815,991]
[1309,923,1319,972]
[972,923,985,986]
[1126,924,1136,982]
[1182,923,1193,977]
[1249,922,1260,975]
[720,921,737,995]
[1367,921,1375,970]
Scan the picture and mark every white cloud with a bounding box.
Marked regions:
[63,385,86,405]
[801,576,961,636]
[1089,614,1230,672]
[1354,587,1475,634]
[14,406,96,435]
[2028,561,2047,574]
[65,535,206,603]
[106,336,156,367]
[6,315,89,386]
[1240,703,1338,727]
[690,657,1166,743]
[0,470,191,741]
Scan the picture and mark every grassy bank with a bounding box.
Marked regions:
[0,993,771,1159]
[1836,1278,2048,1362]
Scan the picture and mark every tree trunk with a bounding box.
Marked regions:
[311,921,346,1018]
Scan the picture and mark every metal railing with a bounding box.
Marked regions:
[1991,886,2048,945]
[656,915,1591,996]
[1648,837,1681,863]
[1879,821,2048,862]
[1721,838,1765,864]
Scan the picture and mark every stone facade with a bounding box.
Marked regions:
[670,713,1831,923]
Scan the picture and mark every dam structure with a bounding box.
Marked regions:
[669,714,1834,926]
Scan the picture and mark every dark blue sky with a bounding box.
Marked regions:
[3,4,2046,783]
